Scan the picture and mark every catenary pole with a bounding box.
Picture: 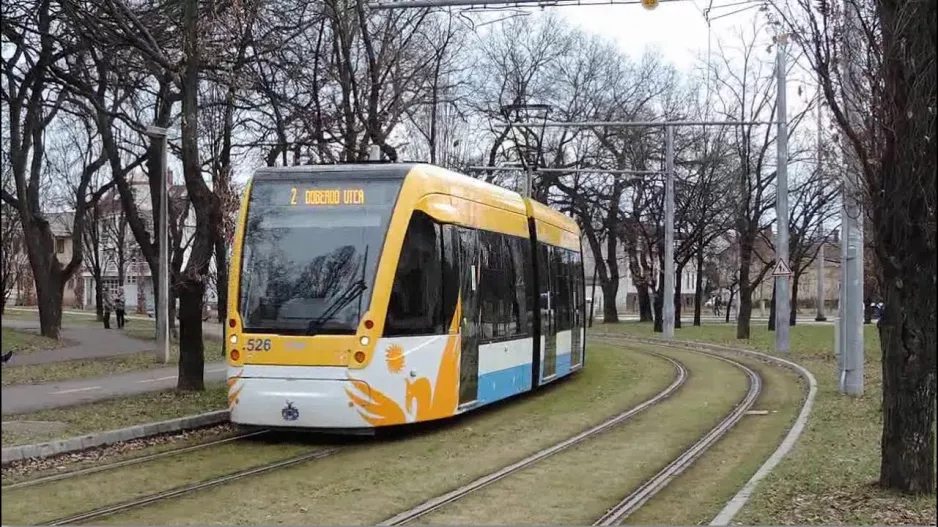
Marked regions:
[663,125,675,338]
[775,34,791,353]
[839,0,865,396]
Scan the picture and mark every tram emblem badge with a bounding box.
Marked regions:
[282,401,299,421]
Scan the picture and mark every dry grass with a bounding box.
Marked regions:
[597,320,937,525]
[0,383,227,448]
[0,433,320,525]
[411,347,749,526]
[75,343,679,525]
[0,338,224,387]
[624,355,805,525]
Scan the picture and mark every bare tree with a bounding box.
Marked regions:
[0,0,118,338]
[1,202,26,313]
[707,21,814,339]
[774,0,936,493]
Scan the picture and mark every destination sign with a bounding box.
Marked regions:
[289,187,366,206]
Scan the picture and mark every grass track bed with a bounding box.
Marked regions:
[598,322,937,525]
[623,353,805,524]
[73,344,675,526]
[409,347,748,525]
[1,384,227,447]
[1,437,322,525]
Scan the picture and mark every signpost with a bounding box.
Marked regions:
[771,259,792,278]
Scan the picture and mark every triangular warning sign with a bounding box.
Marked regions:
[772,259,792,276]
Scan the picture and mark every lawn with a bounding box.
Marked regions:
[0,383,228,448]
[45,343,679,526]
[0,338,223,386]
[0,327,73,355]
[593,320,937,525]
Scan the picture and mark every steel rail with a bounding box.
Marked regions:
[379,351,689,526]
[591,338,763,525]
[4,429,271,491]
[41,447,341,526]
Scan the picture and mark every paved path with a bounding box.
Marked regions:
[1,319,158,366]
[1,362,228,415]
[1,318,225,366]
[615,314,838,325]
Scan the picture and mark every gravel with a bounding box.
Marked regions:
[2,423,237,481]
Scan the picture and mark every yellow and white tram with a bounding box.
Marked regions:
[225,163,587,431]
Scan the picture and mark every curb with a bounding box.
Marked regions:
[595,333,818,526]
[2,409,230,465]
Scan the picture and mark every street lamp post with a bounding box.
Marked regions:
[146,125,171,364]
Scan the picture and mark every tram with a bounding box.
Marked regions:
[225,163,587,431]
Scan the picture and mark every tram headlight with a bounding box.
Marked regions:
[229,335,238,344]
[360,336,370,346]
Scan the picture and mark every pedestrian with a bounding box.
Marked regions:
[115,291,126,329]
[103,290,113,329]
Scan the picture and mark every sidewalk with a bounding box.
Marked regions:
[1,361,228,415]
[1,316,224,366]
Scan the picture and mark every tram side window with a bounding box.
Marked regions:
[538,244,552,332]
[570,251,583,330]
[440,224,460,330]
[384,211,445,336]
[507,236,531,336]
[553,248,572,332]
[478,231,526,342]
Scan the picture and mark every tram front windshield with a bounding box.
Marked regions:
[238,177,402,336]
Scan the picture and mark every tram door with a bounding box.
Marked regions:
[539,245,558,381]
[457,227,481,407]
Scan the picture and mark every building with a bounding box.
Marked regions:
[6,169,214,314]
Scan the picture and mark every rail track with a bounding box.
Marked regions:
[18,339,766,527]
[379,340,763,526]
[3,428,271,491]
[592,340,762,525]
[30,348,689,527]
[41,446,342,526]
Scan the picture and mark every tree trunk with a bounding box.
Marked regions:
[864,299,874,324]
[176,281,206,391]
[736,281,753,339]
[94,276,103,321]
[215,237,228,324]
[637,285,653,322]
[725,287,735,324]
[693,245,704,326]
[790,272,800,326]
[768,281,777,331]
[653,271,664,333]
[601,279,619,324]
[878,284,936,494]
[674,264,684,329]
[34,269,64,339]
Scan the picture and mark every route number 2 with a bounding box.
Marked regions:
[246,338,272,351]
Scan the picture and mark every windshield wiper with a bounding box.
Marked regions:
[305,280,368,336]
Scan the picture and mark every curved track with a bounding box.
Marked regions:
[41,446,341,526]
[380,341,762,526]
[3,428,271,491]
[592,344,762,525]
[379,350,692,526]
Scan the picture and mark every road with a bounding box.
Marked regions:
[1,362,229,415]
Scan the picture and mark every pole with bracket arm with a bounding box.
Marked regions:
[146,125,171,364]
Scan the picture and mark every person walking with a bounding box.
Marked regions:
[115,291,126,329]
[103,290,113,329]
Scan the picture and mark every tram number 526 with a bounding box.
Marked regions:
[245,338,272,351]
